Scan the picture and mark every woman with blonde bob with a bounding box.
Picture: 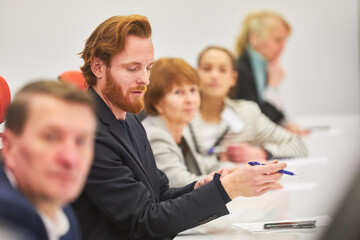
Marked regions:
[231,10,308,135]
[142,57,234,187]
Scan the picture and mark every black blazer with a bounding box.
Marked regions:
[72,88,229,240]
[0,164,81,240]
[231,51,285,124]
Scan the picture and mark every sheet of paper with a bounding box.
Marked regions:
[233,215,332,233]
[278,157,328,166]
[280,182,318,191]
[308,126,342,138]
[176,229,213,239]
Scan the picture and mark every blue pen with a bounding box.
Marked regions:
[208,146,226,154]
[248,161,296,176]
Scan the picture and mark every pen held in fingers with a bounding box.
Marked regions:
[278,169,296,176]
[248,161,296,176]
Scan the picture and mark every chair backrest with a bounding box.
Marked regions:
[58,70,88,91]
[0,76,11,124]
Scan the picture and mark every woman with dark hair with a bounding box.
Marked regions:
[189,46,308,163]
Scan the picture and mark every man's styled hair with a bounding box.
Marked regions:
[145,57,200,116]
[5,80,95,135]
[81,15,152,86]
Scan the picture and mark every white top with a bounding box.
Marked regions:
[199,121,220,151]
[190,99,308,158]
[39,209,69,240]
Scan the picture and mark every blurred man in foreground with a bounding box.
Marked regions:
[0,81,97,240]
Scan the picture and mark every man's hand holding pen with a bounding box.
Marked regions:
[219,161,287,199]
[194,161,287,199]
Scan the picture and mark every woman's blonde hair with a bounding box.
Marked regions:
[235,10,291,57]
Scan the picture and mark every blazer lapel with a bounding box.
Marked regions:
[108,118,160,201]
[127,115,161,198]
[126,115,150,169]
[88,88,159,199]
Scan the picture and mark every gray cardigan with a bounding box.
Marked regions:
[142,115,234,187]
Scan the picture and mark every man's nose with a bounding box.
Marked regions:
[138,68,150,86]
[58,139,79,168]
[210,70,219,79]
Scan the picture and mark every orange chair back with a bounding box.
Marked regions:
[0,76,11,124]
[59,70,88,91]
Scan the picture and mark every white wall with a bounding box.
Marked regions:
[0,0,359,117]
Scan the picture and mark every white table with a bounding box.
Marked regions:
[175,113,360,240]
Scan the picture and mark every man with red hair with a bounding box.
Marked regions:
[72,14,287,240]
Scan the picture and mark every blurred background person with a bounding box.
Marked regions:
[231,10,309,136]
[0,81,96,240]
[142,57,235,187]
[190,46,307,163]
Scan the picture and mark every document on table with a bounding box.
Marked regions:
[278,156,328,166]
[176,229,213,239]
[233,215,332,233]
[306,125,342,138]
[280,182,318,191]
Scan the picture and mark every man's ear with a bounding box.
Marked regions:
[91,57,106,79]
[1,128,16,168]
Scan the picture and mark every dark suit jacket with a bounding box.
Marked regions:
[231,51,285,124]
[0,164,81,240]
[72,88,229,240]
